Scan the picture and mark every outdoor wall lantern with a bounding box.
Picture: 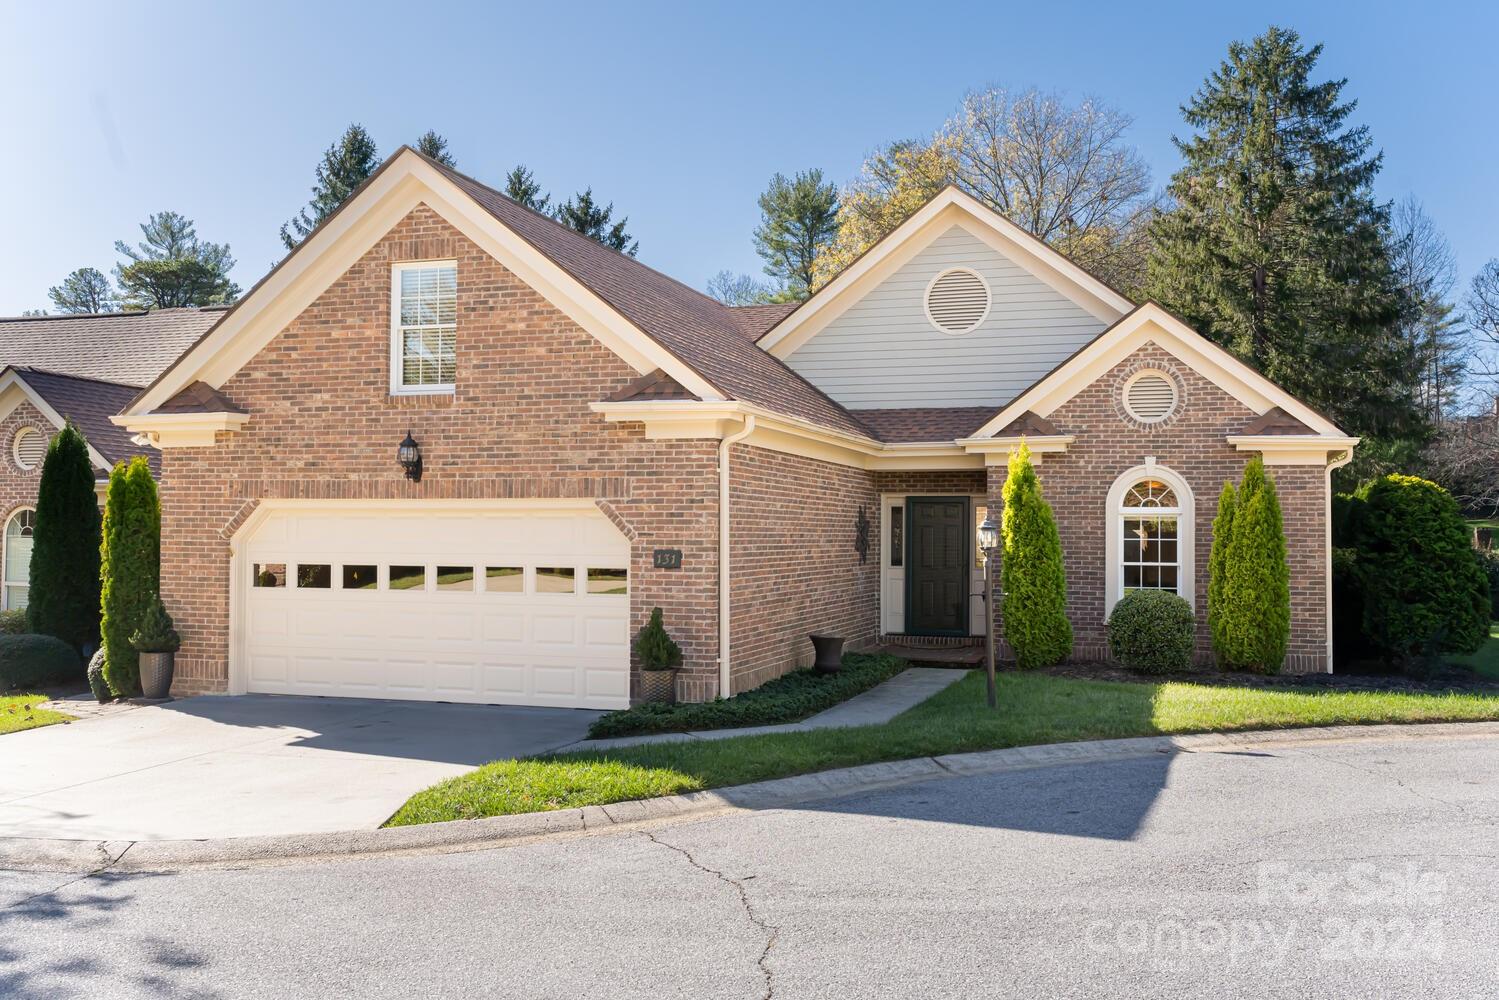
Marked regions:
[397,430,423,482]
[977,512,1001,710]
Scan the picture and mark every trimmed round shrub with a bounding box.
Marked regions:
[0,608,27,635]
[1347,475,1490,662]
[87,647,112,703]
[1108,590,1196,675]
[0,634,83,692]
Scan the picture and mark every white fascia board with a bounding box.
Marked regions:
[757,187,1134,358]
[1226,435,1361,465]
[128,152,720,416]
[0,372,113,470]
[971,305,1346,440]
[110,411,251,448]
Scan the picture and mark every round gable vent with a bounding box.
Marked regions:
[12,428,46,471]
[925,268,990,335]
[1123,371,1178,423]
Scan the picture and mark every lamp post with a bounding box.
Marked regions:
[977,512,1000,709]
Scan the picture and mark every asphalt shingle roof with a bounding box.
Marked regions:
[12,368,157,473]
[0,308,226,388]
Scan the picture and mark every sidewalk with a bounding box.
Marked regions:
[555,667,969,752]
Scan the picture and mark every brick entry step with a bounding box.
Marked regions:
[868,641,985,667]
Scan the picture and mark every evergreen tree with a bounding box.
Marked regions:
[281,124,380,250]
[1146,26,1420,442]
[1207,480,1237,656]
[414,129,456,167]
[1214,457,1291,672]
[114,212,240,308]
[27,424,101,654]
[752,169,840,298]
[554,188,638,256]
[504,164,551,215]
[1000,442,1072,669]
[100,457,160,696]
[47,267,117,314]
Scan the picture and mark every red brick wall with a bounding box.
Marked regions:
[0,400,56,609]
[728,445,880,691]
[984,344,1329,672]
[158,206,724,698]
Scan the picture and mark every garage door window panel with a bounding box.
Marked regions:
[296,564,332,589]
[342,565,378,590]
[254,563,287,588]
[586,568,628,595]
[536,567,576,594]
[389,565,427,591]
[485,567,524,593]
[436,566,475,591]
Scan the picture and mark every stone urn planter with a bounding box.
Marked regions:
[131,592,181,702]
[139,651,175,700]
[809,633,846,673]
[635,606,683,705]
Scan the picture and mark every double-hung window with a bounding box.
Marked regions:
[391,261,457,394]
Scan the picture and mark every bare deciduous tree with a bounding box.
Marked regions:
[1389,197,1467,418]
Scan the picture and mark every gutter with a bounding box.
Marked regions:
[718,414,756,699]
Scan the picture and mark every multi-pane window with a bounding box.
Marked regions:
[3,508,35,610]
[1120,479,1180,595]
[393,263,457,392]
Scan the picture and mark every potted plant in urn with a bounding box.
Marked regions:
[130,593,181,701]
[634,606,682,704]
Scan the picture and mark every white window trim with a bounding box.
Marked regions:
[1121,368,1179,424]
[389,260,458,396]
[1105,462,1195,615]
[3,506,36,611]
[923,267,991,336]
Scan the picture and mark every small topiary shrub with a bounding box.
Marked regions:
[0,609,27,635]
[0,634,82,692]
[129,594,181,653]
[633,607,681,671]
[1108,589,1196,674]
[86,648,112,703]
[1000,441,1072,669]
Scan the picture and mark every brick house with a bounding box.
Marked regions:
[0,309,222,612]
[114,148,1356,706]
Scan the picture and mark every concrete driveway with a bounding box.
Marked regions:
[0,695,601,841]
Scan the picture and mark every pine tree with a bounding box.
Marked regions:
[1214,457,1290,672]
[414,130,455,167]
[504,164,551,215]
[752,169,840,298]
[281,124,380,250]
[27,424,102,654]
[1146,26,1419,442]
[114,212,240,308]
[47,267,117,314]
[554,188,638,256]
[100,457,160,696]
[1000,442,1072,669]
[1208,481,1237,656]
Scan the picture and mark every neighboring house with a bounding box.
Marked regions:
[114,148,1356,706]
[0,309,224,611]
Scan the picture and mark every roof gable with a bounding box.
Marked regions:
[757,187,1134,360]
[968,303,1348,439]
[0,368,150,473]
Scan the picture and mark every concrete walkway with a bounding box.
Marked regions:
[558,667,968,752]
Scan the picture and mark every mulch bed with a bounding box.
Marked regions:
[1038,661,1499,695]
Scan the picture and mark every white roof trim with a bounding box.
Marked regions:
[125,150,722,416]
[756,186,1135,358]
[0,370,113,470]
[970,303,1347,439]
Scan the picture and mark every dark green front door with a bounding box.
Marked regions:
[906,497,970,636]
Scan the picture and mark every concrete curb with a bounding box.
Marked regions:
[4,720,1496,875]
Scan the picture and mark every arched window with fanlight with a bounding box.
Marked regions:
[3,508,36,611]
[1105,465,1195,614]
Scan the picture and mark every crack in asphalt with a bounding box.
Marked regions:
[0,841,135,914]
[1290,745,1475,817]
[645,831,779,1000]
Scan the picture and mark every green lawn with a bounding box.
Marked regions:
[387,671,1499,826]
[1449,622,1499,681]
[0,694,71,735]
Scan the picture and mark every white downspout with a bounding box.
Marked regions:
[718,415,756,699]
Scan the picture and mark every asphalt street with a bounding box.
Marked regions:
[1,732,1495,998]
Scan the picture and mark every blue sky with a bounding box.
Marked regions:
[1,0,1494,315]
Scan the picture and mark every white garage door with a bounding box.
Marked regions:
[239,505,631,708]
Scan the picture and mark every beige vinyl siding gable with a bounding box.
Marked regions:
[785,224,1107,411]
